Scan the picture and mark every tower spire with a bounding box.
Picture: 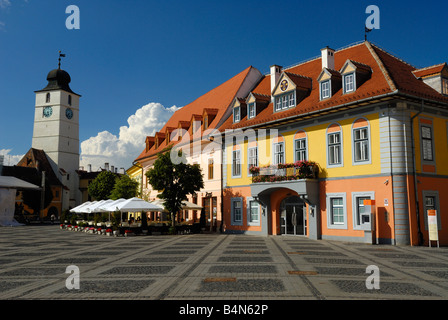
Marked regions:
[58,51,66,69]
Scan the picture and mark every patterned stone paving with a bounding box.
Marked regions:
[1,225,448,300]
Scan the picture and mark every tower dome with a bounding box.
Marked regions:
[36,68,78,95]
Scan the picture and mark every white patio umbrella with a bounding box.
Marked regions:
[69,201,93,213]
[98,198,126,212]
[84,200,109,214]
[150,199,202,210]
[113,197,164,212]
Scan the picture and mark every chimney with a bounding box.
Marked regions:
[270,65,282,94]
[105,163,109,171]
[111,165,115,173]
[88,164,91,172]
[321,46,335,70]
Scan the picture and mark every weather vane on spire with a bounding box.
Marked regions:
[58,51,66,69]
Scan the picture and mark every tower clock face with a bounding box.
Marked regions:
[66,108,73,120]
[43,106,53,118]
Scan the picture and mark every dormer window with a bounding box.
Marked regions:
[203,116,208,129]
[443,78,448,95]
[233,106,241,123]
[343,73,355,93]
[248,103,256,119]
[320,80,331,100]
[340,60,372,95]
[274,91,295,112]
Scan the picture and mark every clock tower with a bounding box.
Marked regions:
[32,64,81,209]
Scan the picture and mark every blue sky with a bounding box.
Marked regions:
[1,0,447,170]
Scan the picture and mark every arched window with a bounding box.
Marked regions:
[46,93,51,103]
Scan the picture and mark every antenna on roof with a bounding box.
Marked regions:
[58,51,66,69]
[364,27,372,41]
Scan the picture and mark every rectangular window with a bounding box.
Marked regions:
[248,147,258,172]
[354,127,369,162]
[321,80,330,99]
[231,198,243,225]
[248,103,256,119]
[208,158,214,180]
[249,200,260,223]
[232,150,241,177]
[331,197,344,224]
[274,92,295,111]
[274,142,284,165]
[295,138,307,162]
[328,132,341,165]
[421,126,433,161]
[344,73,355,93]
[233,107,240,123]
[443,78,448,95]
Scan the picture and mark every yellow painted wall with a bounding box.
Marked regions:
[225,112,382,187]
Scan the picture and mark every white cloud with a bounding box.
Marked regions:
[0,149,24,166]
[0,0,11,9]
[80,102,180,172]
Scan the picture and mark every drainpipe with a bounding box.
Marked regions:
[410,100,424,245]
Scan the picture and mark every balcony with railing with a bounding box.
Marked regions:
[249,160,320,205]
[249,160,319,183]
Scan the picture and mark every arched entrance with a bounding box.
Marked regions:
[280,196,306,236]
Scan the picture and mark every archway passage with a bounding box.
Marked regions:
[280,196,306,236]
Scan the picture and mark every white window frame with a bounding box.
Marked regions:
[326,192,347,229]
[231,197,243,226]
[273,142,285,165]
[343,73,355,93]
[247,146,258,175]
[232,149,241,178]
[352,125,371,165]
[248,102,256,119]
[320,80,331,100]
[352,191,375,230]
[247,197,261,226]
[327,129,343,168]
[233,106,240,123]
[294,137,307,162]
[274,91,296,112]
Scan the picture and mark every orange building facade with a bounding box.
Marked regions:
[221,41,448,246]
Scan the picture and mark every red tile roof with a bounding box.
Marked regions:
[220,41,448,131]
[412,63,447,78]
[135,66,256,162]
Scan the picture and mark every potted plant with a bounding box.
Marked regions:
[124,229,134,237]
[106,228,112,236]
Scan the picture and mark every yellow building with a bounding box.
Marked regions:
[221,41,448,246]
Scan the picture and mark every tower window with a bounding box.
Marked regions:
[46,93,51,103]
[68,95,72,106]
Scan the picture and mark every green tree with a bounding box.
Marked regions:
[110,175,139,200]
[88,171,117,200]
[146,148,204,226]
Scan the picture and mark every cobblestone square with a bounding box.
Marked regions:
[1,225,448,300]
